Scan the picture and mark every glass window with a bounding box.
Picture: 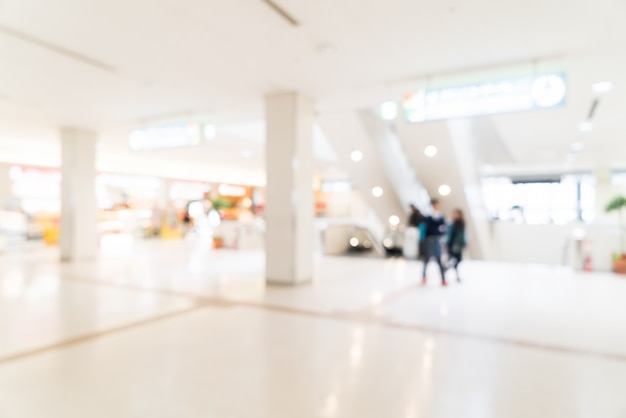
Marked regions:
[482,174,595,224]
[321,181,352,193]
[612,171,626,186]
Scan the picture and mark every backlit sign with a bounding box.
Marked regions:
[218,184,247,197]
[129,123,202,151]
[403,73,566,123]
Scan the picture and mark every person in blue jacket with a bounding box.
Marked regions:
[446,208,467,282]
[420,198,447,286]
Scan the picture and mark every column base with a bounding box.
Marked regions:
[266,277,313,286]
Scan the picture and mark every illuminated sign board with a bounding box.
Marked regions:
[403,73,566,123]
[129,123,202,151]
[218,184,248,197]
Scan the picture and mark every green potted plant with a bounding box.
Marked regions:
[210,196,233,212]
[209,197,232,248]
[605,195,626,274]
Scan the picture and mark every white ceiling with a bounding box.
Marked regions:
[0,0,625,180]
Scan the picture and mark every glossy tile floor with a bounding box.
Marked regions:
[1,238,626,417]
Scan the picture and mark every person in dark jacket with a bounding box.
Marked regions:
[408,204,424,228]
[419,198,447,286]
[446,208,467,282]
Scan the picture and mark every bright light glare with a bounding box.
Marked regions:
[380,101,398,121]
[389,215,400,226]
[350,237,360,247]
[203,124,217,140]
[579,122,593,132]
[424,145,438,157]
[438,185,451,196]
[404,73,567,123]
[129,123,201,151]
[372,187,384,197]
[351,150,363,162]
[370,293,383,304]
[592,81,613,93]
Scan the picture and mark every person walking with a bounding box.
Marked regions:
[407,204,424,259]
[408,204,424,228]
[446,208,467,282]
[420,198,447,286]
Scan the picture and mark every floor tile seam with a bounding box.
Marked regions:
[18,276,626,364]
[3,297,625,369]
[231,302,626,364]
[356,281,423,313]
[60,274,210,302]
[57,276,622,362]
[0,301,211,367]
[58,272,422,315]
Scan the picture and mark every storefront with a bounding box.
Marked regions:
[0,164,267,250]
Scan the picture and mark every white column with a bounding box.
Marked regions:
[0,162,11,210]
[158,178,176,231]
[60,128,97,262]
[265,92,315,285]
[595,167,613,222]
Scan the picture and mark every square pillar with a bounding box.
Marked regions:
[60,128,97,262]
[0,162,11,210]
[265,92,315,285]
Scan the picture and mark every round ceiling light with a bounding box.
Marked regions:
[438,185,451,196]
[424,145,438,157]
[592,81,613,93]
[351,150,363,162]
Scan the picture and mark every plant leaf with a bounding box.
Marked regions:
[606,196,626,212]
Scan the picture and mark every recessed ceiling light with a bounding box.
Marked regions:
[438,184,451,196]
[351,150,363,162]
[372,187,384,197]
[579,122,593,132]
[424,145,438,157]
[592,81,613,93]
[389,215,400,226]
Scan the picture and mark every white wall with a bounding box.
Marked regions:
[491,222,571,265]
[490,222,619,271]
